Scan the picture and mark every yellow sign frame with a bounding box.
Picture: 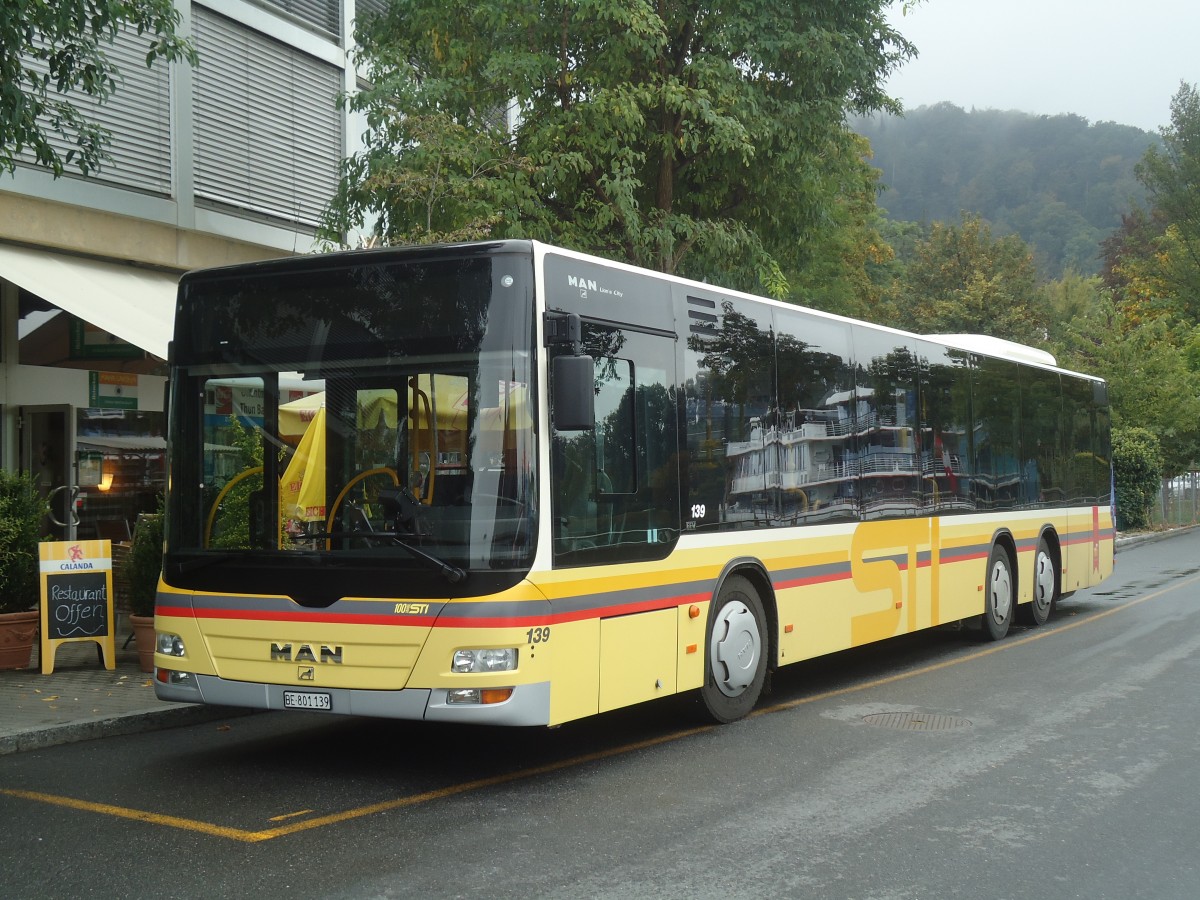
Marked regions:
[38,539,116,674]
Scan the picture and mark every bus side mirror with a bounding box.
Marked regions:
[552,354,595,432]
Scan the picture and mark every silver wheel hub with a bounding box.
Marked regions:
[988,560,1012,624]
[1034,550,1055,611]
[710,602,762,698]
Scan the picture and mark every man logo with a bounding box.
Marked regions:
[297,667,315,681]
[270,642,343,664]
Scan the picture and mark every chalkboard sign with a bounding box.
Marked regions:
[45,571,110,639]
[39,539,116,674]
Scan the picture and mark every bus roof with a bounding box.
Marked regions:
[923,334,1057,368]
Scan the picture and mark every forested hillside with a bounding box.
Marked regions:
[854,104,1160,277]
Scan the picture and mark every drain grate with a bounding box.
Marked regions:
[862,712,972,732]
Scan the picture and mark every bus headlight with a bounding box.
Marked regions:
[446,687,514,705]
[451,648,518,673]
[156,632,186,657]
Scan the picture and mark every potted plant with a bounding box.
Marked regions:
[0,470,48,670]
[126,501,165,672]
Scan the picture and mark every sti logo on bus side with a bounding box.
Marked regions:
[270,643,343,664]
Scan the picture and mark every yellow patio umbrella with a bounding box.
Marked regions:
[278,376,528,440]
[278,392,326,444]
[279,379,467,439]
[280,405,327,523]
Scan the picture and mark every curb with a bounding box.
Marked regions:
[1115,523,1200,551]
[0,704,254,757]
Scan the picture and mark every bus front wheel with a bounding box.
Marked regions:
[981,545,1014,641]
[700,575,768,723]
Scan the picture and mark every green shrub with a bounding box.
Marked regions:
[1112,427,1163,530]
[0,470,47,614]
[127,501,165,617]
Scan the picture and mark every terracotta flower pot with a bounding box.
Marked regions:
[130,614,156,673]
[0,609,39,671]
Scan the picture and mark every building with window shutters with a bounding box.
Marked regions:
[0,0,379,541]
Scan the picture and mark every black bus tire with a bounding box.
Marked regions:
[981,544,1015,641]
[699,575,768,723]
[1017,536,1056,627]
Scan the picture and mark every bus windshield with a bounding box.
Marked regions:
[166,248,537,602]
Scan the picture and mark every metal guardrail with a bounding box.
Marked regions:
[1153,473,1200,526]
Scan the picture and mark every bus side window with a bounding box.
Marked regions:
[551,328,679,567]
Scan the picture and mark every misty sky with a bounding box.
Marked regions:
[883,0,1200,133]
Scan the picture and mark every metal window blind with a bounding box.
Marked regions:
[17,26,172,193]
[355,0,388,20]
[255,0,341,39]
[192,7,343,229]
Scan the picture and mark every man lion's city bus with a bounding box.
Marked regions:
[153,240,1114,726]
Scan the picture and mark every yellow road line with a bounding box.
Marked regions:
[0,789,262,842]
[268,809,315,822]
[4,574,1195,842]
[1,725,713,843]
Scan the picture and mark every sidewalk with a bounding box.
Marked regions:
[1,527,1192,756]
[0,638,236,757]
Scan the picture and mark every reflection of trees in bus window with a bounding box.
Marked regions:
[1020,367,1062,508]
[856,335,920,521]
[684,298,773,530]
[918,342,974,513]
[972,357,1021,511]
[773,310,857,525]
[1065,377,1107,504]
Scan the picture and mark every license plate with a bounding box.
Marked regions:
[283,690,331,711]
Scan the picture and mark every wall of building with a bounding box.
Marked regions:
[0,0,369,530]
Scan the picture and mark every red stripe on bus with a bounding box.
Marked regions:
[157,591,714,629]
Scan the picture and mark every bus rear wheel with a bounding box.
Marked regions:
[981,545,1014,641]
[700,575,768,723]
[1017,537,1056,627]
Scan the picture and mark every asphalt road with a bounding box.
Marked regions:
[2,530,1199,900]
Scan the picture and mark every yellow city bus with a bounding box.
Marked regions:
[153,240,1114,725]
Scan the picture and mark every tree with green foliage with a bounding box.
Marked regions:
[884,214,1047,343]
[1136,83,1200,284]
[1042,271,1104,344]
[1055,294,1200,477]
[784,134,897,320]
[1111,426,1163,530]
[1,0,195,177]
[1104,82,1200,324]
[321,0,914,295]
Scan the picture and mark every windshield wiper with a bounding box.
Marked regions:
[388,535,467,584]
[312,529,467,584]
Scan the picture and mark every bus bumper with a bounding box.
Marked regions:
[154,671,552,726]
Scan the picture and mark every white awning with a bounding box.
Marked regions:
[77,435,167,452]
[0,243,179,359]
